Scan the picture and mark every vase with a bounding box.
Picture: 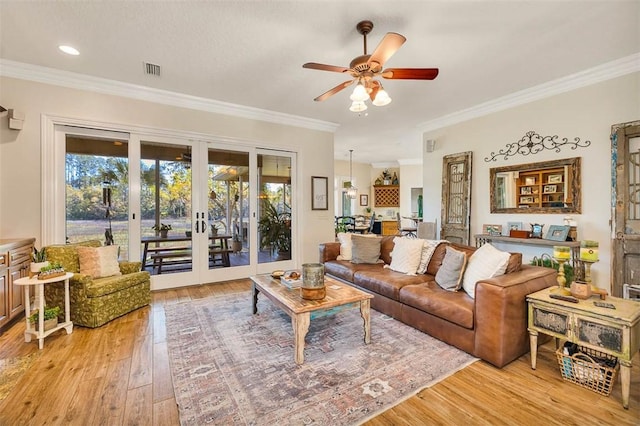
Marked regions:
[301,263,325,300]
[160,230,168,238]
[30,261,49,278]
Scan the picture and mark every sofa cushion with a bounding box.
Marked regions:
[386,237,424,275]
[399,282,475,329]
[85,271,151,298]
[45,240,103,273]
[435,246,468,291]
[323,260,383,283]
[354,268,432,300]
[77,245,122,279]
[462,243,511,299]
[351,235,382,264]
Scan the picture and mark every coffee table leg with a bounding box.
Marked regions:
[292,312,310,365]
[252,283,259,314]
[360,299,371,344]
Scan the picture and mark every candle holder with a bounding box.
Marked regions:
[582,259,598,289]
[552,257,572,296]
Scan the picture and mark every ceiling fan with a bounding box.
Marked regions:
[303,20,439,111]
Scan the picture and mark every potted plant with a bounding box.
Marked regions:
[231,232,243,253]
[29,305,61,332]
[258,200,291,260]
[152,223,172,238]
[30,247,49,277]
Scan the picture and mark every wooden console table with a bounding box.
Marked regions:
[475,234,582,270]
[527,287,640,408]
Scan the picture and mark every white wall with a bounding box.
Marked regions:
[398,164,423,218]
[0,76,336,266]
[422,72,640,291]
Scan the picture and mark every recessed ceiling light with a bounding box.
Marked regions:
[59,45,80,55]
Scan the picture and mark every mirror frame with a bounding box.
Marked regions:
[490,157,581,214]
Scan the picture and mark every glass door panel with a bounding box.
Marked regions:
[258,153,292,264]
[140,141,193,276]
[65,134,129,258]
[207,148,250,269]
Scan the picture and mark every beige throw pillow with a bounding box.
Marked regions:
[462,243,510,299]
[336,232,353,261]
[435,246,467,291]
[385,237,425,275]
[77,245,122,279]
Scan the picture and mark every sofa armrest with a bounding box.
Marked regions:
[473,265,557,367]
[319,242,340,263]
[119,261,142,275]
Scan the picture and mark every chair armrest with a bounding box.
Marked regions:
[119,261,142,275]
[473,265,557,367]
[319,242,340,263]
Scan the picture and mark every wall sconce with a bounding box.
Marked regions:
[425,139,436,153]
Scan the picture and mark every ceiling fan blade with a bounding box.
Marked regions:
[303,62,350,73]
[368,32,406,70]
[314,80,354,102]
[381,68,439,80]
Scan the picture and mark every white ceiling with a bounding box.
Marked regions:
[1,1,638,164]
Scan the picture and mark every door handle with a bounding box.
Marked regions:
[196,220,199,233]
[201,220,207,232]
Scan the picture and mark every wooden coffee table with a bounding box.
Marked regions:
[250,274,373,364]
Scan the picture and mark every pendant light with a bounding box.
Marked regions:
[346,149,358,199]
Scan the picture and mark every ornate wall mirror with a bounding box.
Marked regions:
[490,157,581,214]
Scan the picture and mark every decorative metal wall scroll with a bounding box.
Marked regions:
[484,130,591,162]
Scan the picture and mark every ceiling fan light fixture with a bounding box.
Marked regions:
[349,83,369,102]
[372,88,392,106]
[349,101,368,112]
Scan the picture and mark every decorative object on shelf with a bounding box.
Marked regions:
[563,216,578,241]
[509,230,530,238]
[30,247,48,278]
[37,261,65,280]
[570,280,592,299]
[482,224,502,236]
[311,176,328,210]
[552,246,572,296]
[380,169,392,185]
[580,240,599,291]
[484,130,591,162]
[392,172,398,185]
[300,263,325,300]
[530,223,544,238]
[153,223,172,238]
[28,305,61,332]
[531,254,574,286]
[545,225,570,242]
[507,221,523,231]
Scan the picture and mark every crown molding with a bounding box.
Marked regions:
[371,161,399,169]
[418,53,640,133]
[397,158,422,166]
[0,59,340,133]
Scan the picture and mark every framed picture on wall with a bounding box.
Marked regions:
[359,194,368,206]
[311,176,328,210]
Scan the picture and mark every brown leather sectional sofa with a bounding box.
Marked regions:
[319,236,556,367]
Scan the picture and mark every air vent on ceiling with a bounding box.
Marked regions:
[144,62,161,77]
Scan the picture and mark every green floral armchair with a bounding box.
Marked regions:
[43,240,151,328]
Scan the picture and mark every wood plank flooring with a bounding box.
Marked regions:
[1,279,638,425]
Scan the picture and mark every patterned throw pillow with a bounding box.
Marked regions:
[416,239,447,274]
[435,246,468,291]
[350,235,382,264]
[385,237,425,275]
[462,243,511,298]
[77,245,122,279]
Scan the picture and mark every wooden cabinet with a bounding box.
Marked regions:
[527,288,640,408]
[0,238,35,330]
[374,185,399,207]
[516,167,571,209]
[381,221,398,236]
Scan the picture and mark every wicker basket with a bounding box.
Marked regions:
[555,346,619,396]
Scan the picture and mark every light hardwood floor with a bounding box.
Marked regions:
[0,279,638,425]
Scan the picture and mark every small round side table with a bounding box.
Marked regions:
[14,272,74,349]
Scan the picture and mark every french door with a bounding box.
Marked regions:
[52,124,296,290]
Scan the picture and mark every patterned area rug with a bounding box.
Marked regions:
[0,352,40,401]
[165,291,477,425]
